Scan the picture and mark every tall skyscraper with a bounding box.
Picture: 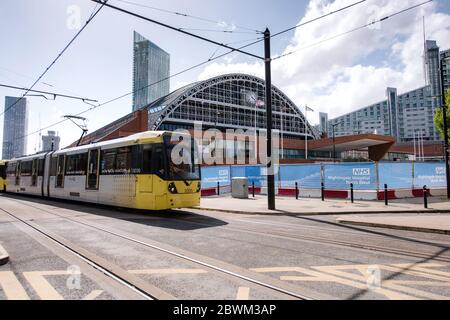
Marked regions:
[2,96,29,159]
[132,31,170,111]
[41,130,60,152]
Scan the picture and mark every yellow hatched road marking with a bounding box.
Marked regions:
[387,280,450,286]
[83,290,104,300]
[314,264,450,300]
[23,270,67,300]
[0,271,29,300]
[236,287,250,300]
[128,268,207,275]
[251,266,418,300]
[391,263,450,280]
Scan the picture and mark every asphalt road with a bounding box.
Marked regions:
[1,193,450,300]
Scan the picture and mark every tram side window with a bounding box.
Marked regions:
[50,157,58,176]
[101,150,116,174]
[20,161,32,176]
[6,163,16,177]
[141,144,166,177]
[116,147,132,173]
[65,153,87,176]
[100,147,136,175]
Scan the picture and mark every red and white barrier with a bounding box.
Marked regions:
[202,186,447,199]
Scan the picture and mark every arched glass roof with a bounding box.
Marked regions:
[144,73,319,139]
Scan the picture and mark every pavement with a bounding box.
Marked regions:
[0,243,9,265]
[337,214,450,235]
[199,195,450,215]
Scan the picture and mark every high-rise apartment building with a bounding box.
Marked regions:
[328,40,449,143]
[132,31,170,111]
[2,96,28,159]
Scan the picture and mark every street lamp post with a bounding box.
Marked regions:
[304,105,314,160]
[331,122,343,163]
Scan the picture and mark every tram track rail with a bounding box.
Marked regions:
[0,196,325,300]
[0,206,171,300]
[6,194,450,300]
[167,215,450,264]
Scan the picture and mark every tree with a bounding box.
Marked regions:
[434,88,450,143]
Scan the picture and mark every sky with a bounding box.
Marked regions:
[0,0,450,158]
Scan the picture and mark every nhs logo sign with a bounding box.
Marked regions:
[353,168,371,176]
[436,167,445,175]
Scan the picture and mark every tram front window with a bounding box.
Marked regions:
[164,136,200,181]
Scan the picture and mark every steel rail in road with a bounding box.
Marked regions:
[164,214,450,264]
[0,206,172,300]
[1,197,320,300]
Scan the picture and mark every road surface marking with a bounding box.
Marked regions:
[236,287,250,300]
[251,266,416,300]
[315,264,450,300]
[23,270,68,300]
[128,268,207,275]
[83,290,104,300]
[391,263,450,280]
[0,271,29,300]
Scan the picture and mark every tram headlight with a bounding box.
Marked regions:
[168,182,178,194]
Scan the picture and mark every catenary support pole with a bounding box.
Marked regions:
[440,59,450,199]
[264,28,275,210]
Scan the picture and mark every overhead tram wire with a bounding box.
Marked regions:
[0,66,86,97]
[272,0,434,61]
[91,0,263,60]
[113,0,263,33]
[270,0,367,38]
[0,1,107,118]
[12,0,408,144]
[0,83,98,103]
[178,28,259,35]
[10,0,377,144]
[13,35,266,145]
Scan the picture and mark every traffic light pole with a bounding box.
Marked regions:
[440,59,450,199]
[264,28,275,210]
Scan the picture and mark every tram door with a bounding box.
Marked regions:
[56,155,65,188]
[15,162,20,186]
[31,159,37,187]
[86,149,100,190]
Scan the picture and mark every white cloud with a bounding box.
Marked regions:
[197,0,450,124]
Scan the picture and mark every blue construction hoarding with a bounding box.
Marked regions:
[200,162,448,191]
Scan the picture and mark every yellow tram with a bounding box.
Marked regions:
[4,131,201,210]
[0,160,7,192]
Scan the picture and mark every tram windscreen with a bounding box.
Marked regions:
[0,164,5,179]
[164,135,200,181]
